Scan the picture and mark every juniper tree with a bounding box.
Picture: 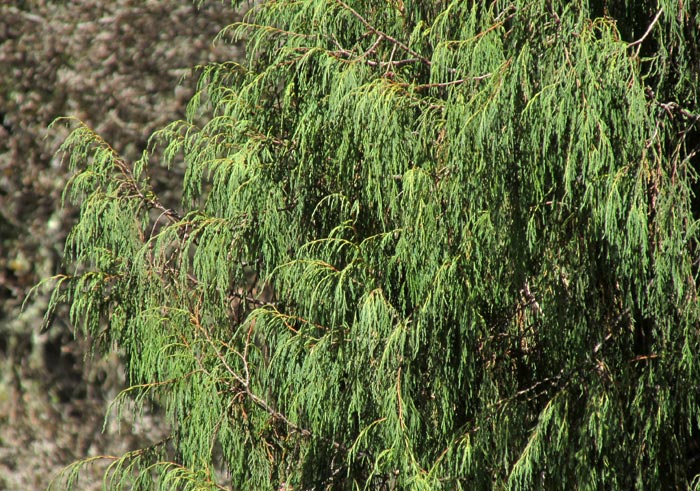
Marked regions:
[46,0,700,489]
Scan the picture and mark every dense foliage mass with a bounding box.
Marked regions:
[52,0,699,489]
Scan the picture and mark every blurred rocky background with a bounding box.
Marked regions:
[0,1,243,489]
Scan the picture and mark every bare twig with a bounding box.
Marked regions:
[403,73,493,91]
[76,123,183,225]
[335,0,432,68]
[520,280,542,317]
[628,9,663,55]
[657,100,700,122]
[191,304,372,461]
[363,35,383,56]
[366,57,421,68]
[325,42,422,70]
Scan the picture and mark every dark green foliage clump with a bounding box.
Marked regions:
[49,0,700,489]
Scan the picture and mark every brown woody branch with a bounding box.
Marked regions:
[190,302,372,462]
[71,121,183,226]
[628,9,663,55]
[335,0,433,68]
[395,73,493,91]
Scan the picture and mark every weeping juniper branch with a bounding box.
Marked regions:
[48,1,699,490]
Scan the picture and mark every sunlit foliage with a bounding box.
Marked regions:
[48,0,700,489]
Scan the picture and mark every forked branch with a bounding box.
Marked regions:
[335,0,433,68]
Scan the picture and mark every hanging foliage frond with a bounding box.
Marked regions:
[48,0,700,489]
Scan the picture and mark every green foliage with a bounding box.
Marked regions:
[48,0,700,489]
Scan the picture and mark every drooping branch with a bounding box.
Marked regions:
[60,120,183,226]
[189,303,372,463]
[334,0,433,68]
